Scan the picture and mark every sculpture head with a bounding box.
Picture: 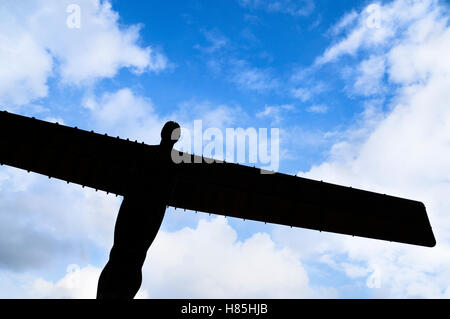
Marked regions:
[160,121,181,148]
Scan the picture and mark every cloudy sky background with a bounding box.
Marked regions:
[1,0,450,298]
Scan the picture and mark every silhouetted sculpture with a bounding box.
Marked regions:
[97,122,180,299]
[0,110,436,299]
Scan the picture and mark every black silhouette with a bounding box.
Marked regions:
[97,121,180,299]
[0,110,436,299]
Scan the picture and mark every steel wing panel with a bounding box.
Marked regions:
[0,111,162,195]
[169,158,436,247]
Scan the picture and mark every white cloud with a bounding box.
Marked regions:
[353,55,386,96]
[195,30,230,53]
[315,0,441,65]
[29,264,102,299]
[3,217,334,299]
[330,10,359,36]
[0,0,167,106]
[307,104,328,114]
[83,88,164,144]
[341,263,369,279]
[0,165,120,272]
[27,264,149,298]
[230,60,279,92]
[174,100,243,130]
[0,25,53,106]
[292,88,311,102]
[256,104,294,124]
[288,0,450,298]
[292,82,326,102]
[83,89,249,152]
[142,217,325,298]
[33,0,167,83]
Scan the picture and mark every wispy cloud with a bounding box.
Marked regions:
[291,82,326,102]
[256,104,295,124]
[238,0,315,17]
[195,30,279,93]
[229,59,279,92]
[314,1,439,65]
[329,10,359,36]
[194,29,230,53]
[307,104,328,114]
[353,55,386,96]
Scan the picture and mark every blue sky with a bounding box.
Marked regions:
[1,0,450,298]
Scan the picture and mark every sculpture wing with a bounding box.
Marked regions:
[0,111,163,195]
[169,155,436,248]
[0,111,436,247]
